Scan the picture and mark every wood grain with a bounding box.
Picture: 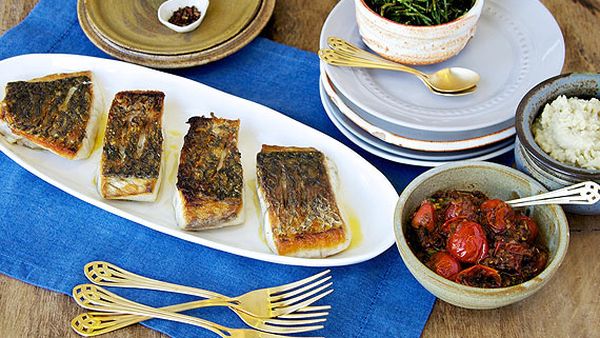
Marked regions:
[0,0,36,35]
[1,0,599,337]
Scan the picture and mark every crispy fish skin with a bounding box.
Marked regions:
[174,115,244,230]
[256,145,351,258]
[98,90,164,201]
[0,71,99,160]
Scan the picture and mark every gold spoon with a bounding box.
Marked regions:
[319,37,480,95]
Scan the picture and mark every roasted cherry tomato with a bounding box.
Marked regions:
[440,217,467,234]
[455,264,502,288]
[411,201,436,232]
[515,215,539,242]
[494,241,531,256]
[447,220,488,264]
[481,199,515,233]
[444,199,478,221]
[427,251,461,280]
[491,241,531,271]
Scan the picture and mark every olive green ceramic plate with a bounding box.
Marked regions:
[77,0,275,68]
[84,0,261,55]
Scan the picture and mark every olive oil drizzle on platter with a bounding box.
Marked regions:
[91,109,108,155]
[165,130,183,186]
[248,179,363,251]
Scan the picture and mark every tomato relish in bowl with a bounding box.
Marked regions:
[408,190,548,288]
[394,162,568,309]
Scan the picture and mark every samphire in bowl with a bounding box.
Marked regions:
[515,73,600,215]
[354,0,484,65]
[394,161,569,309]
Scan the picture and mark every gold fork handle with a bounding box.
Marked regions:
[73,285,294,338]
[325,47,392,63]
[318,49,427,79]
[72,313,143,337]
[84,261,233,301]
[328,36,394,62]
[97,306,230,337]
[73,284,232,337]
[72,299,227,337]
[326,36,428,77]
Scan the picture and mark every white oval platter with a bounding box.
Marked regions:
[0,54,398,267]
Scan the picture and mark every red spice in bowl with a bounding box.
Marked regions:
[168,6,201,27]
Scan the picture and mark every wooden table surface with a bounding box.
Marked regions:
[1,1,599,337]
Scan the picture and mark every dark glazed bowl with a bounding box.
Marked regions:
[515,73,600,215]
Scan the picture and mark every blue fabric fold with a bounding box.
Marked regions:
[0,0,512,337]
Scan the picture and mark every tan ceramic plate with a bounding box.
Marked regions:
[84,0,261,55]
[77,0,275,68]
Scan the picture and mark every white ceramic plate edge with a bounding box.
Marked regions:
[320,66,516,152]
[319,79,515,167]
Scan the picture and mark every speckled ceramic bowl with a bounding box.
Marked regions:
[515,73,600,215]
[354,0,484,65]
[394,162,569,309]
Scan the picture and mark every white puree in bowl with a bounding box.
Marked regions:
[532,95,600,170]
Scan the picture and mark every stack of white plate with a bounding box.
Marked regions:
[319,0,565,167]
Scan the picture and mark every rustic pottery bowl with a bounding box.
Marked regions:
[354,0,484,65]
[515,73,600,215]
[394,161,569,309]
[158,0,209,33]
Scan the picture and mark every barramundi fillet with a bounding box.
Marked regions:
[256,145,351,258]
[0,71,100,160]
[97,90,165,201]
[174,115,244,230]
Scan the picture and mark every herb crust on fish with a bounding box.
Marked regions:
[98,90,165,201]
[256,145,351,258]
[0,71,99,160]
[174,114,244,230]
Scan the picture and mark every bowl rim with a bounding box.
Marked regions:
[357,0,483,29]
[515,72,600,180]
[515,139,574,186]
[394,161,569,297]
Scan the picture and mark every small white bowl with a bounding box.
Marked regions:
[354,0,484,65]
[158,0,209,34]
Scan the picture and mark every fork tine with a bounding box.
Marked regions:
[272,283,333,308]
[269,270,330,294]
[276,311,329,319]
[271,289,334,317]
[295,305,331,312]
[264,316,327,326]
[257,331,323,338]
[270,276,332,302]
[260,324,325,335]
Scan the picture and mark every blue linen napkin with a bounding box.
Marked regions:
[0,1,511,337]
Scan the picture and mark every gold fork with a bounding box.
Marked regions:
[85,262,333,318]
[72,284,324,338]
[72,305,328,337]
